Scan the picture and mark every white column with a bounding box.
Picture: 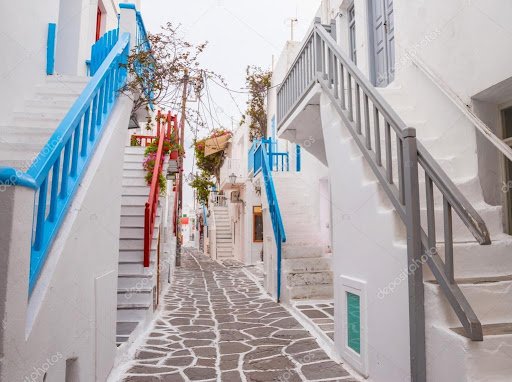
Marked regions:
[118,3,137,50]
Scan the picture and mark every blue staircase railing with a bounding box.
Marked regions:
[28,33,130,293]
[249,138,287,301]
[89,28,119,76]
[135,10,155,109]
[0,33,130,293]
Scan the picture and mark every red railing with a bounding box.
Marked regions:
[143,111,178,267]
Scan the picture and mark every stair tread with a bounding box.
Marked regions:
[427,274,512,285]
[451,322,512,338]
[117,303,151,309]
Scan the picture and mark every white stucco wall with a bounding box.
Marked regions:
[0,96,133,382]
[0,0,134,123]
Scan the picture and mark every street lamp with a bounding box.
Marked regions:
[229,172,237,185]
[210,187,218,201]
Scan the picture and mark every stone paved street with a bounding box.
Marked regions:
[294,302,335,341]
[118,248,356,382]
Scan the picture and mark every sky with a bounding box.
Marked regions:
[141,0,321,212]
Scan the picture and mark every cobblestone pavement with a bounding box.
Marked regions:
[118,248,356,382]
[294,302,335,341]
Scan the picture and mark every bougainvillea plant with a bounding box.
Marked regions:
[193,129,232,182]
[189,129,232,204]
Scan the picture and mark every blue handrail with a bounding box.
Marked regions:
[135,11,155,109]
[260,144,286,302]
[248,138,287,301]
[23,33,130,293]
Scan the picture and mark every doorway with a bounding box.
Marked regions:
[368,0,395,87]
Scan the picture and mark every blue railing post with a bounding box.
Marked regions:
[46,23,56,75]
[296,144,301,172]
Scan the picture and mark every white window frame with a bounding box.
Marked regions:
[340,275,368,377]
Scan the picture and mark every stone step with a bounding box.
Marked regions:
[118,260,155,274]
[12,110,66,121]
[35,82,85,95]
[120,227,145,239]
[122,177,147,187]
[124,146,146,155]
[123,162,144,170]
[425,276,512,328]
[117,288,152,305]
[286,271,333,287]
[119,238,157,251]
[117,302,152,310]
[24,98,75,111]
[11,115,62,128]
[117,273,154,290]
[287,284,333,300]
[0,146,39,161]
[1,132,52,145]
[427,325,512,381]
[428,235,512,279]
[120,215,146,228]
[122,186,150,196]
[283,257,332,272]
[121,195,151,206]
[123,169,147,178]
[45,75,89,84]
[116,321,139,336]
[419,202,503,242]
[282,245,324,259]
[117,308,149,323]
[0,159,31,170]
[119,250,156,263]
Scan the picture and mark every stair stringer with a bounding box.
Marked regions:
[320,91,412,381]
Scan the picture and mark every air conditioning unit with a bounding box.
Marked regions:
[230,190,242,203]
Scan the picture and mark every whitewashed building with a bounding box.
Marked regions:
[0,2,178,381]
[264,0,512,381]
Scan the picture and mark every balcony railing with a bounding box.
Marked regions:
[248,138,290,175]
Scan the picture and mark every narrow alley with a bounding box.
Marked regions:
[116,248,356,382]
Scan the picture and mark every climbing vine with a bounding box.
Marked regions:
[189,171,215,206]
[240,66,272,141]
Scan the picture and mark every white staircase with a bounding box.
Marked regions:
[212,206,234,259]
[272,173,333,301]
[116,145,161,346]
[377,84,512,381]
[0,75,88,169]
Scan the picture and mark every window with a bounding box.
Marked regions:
[348,4,357,64]
[253,206,263,242]
[347,292,361,354]
[340,276,367,376]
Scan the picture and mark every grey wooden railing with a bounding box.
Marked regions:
[276,19,491,382]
